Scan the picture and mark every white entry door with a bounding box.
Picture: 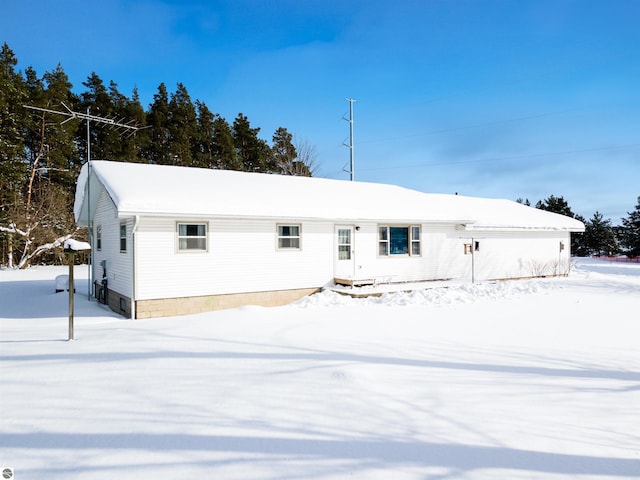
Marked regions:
[334,225,355,279]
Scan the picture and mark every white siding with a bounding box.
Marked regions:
[352,224,469,283]
[92,189,133,297]
[134,218,335,300]
[468,230,571,281]
[118,214,572,303]
[344,224,571,284]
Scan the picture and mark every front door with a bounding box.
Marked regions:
[334,225,355,279]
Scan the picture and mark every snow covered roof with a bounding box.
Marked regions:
[74,161,584,232]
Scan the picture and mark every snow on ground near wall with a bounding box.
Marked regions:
[0,259,639,480]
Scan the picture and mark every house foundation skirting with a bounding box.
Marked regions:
[134,287,321,319]
[94,283,132,318]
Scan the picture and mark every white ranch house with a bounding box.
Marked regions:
[74,161,584,318]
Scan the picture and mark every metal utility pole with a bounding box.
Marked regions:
[343,98,357,181]
[24,103,141,300]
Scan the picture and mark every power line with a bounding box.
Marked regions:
[357,107,582,146]
[317,105,584,161]
[357,143,640,172]
[325,52,640,154]
[349,51,640,119]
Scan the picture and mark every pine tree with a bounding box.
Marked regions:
[212,116,239,170]
[535,195,581,254]
[40,64,79,188]
[193,100,215,168]
[167,83,197,166]
[621,196,640,257]
[79,72,116,161]
[233,113,271,172]
[0,43,28,267]
[121,87,148,163]
[0,43,28,194]
[1,41,320,265]
[535,195,575,217]
[22,64,79,261]
[583,212,618,256]
[107,81,147,163]
[145,83,171,164]
[572,214,589,257]
[2,54,80,268]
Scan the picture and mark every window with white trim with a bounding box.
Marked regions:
[120,223,127,252]
[96,225,102,251]
[378,225,421,256]
[277,224,301,249]
[337,227,351,260]
[411,225,421,255]
[177,223,208,251]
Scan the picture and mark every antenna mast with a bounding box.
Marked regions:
[24,102,142,134]
[343,98,357,181]
[24,103,142,300]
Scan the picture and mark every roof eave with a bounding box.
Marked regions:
[459,224,585,232]
[115,210,475,225]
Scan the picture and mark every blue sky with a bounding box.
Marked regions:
[3,0,639,221]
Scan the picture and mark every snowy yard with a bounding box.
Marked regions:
[1,259,639,480]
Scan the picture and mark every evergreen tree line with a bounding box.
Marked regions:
[2,40,638,268]
[517,195,640,258]
[0,43,316,268]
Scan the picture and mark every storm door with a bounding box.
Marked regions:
[334,225,355,279]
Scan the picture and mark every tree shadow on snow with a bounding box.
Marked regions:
[3,431,639,478]
[3,347,639,383]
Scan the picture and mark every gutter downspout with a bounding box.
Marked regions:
[131,215,140,319]
[471,236,475,284]
[87,160,92,300]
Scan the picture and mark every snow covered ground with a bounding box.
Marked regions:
[1,258,639,480]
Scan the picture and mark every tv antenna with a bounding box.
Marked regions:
[24,102,143,300]
[342,98,357,181]
[24,101,142,138]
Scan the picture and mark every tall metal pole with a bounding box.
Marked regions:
[346,98,356,181]
[86,108,92,300]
